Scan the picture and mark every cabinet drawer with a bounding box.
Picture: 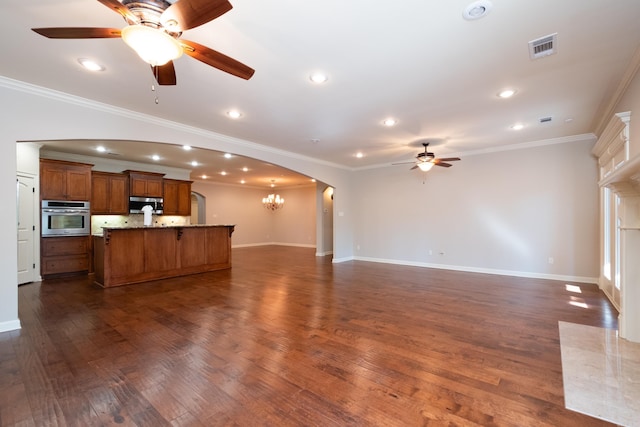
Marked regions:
[42,237,89,256]
[43,254,89,275]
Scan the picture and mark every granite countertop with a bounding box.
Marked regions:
[101,224,235,230]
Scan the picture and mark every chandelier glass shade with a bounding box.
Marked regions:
[262,194,284,211]
[121,25,183,66]
[417,161,434,172]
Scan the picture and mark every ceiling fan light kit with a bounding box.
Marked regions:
[417,161,434,172]
[32,0,255,85]
[121,24,183,66]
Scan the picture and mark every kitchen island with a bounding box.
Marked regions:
[93,225,234,288]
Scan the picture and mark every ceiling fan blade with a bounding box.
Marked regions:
[180,39,255,80]
[410,165,418,170]
[96,0,139,23]
[32,27,122,39]
[162,0,232,32]
[151,62,177,85]
[435,157,461,162]
[434,161,453,167]
[392,161,416,165]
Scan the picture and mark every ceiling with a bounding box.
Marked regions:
[4,0,640,187]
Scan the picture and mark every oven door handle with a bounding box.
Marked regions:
[42,209,89,214]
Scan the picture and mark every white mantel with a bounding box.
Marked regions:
[594,112,640,342]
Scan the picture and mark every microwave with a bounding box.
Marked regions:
[129,196,163,214]
[41,200,91,237]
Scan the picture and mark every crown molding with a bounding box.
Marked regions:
[592,45,640,136]
[0,76,350,172]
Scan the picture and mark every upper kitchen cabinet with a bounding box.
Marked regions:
[40,159,92,201]
[92,172,128,215]
[163,179,192,216]
[125,171,164,198]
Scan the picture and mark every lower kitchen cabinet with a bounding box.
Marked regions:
[41,236,90,277]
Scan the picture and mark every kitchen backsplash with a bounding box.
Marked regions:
[91,215,191,234]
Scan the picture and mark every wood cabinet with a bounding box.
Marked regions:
[41,236,90,277]
[40,159,92,201]
[91,172,128,215]
[125,171,164,198]
[163,179,192,216]
[94,225,234,287]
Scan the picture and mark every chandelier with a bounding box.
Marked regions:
[262,194,284,211]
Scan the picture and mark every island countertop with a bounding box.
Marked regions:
[93,225,234,287]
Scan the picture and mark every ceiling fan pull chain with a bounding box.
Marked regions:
[151,74,159,104]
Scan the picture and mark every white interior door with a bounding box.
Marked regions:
[17,175,36,284]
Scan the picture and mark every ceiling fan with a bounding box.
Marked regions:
[31,0,254,85]
[394,143,461,171]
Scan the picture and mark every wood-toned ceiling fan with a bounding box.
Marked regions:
[32,0,254,85]
[394,143,461,171]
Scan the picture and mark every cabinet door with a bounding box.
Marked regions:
[109,175,128,214]
[146,179,163,197]
[130,177,148,197]
[40,163,67,200]
[66,167,91,201]
[40,160,91,201]
[177,181,192,215]
[91,174,110,214]
[163,180,179,215]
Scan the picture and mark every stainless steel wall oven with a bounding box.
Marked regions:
[41,200,90,237]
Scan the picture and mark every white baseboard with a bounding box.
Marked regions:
[352,256,598,284]
[0,319,21,333]
[233,242,316,249]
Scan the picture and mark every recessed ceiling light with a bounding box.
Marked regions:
[201,175,207,179]
[511,123,524,131]
[242,167,249,172]
[96,146,106,152]
[182,145,192,151]
[220,171,227,176]
[240,179,246,184]
[463,0,493,20]
[498,89,516,99]
[227,110,242,119]
[356,152,364,158]
[77,58,105,71]
[382,118,397,127]
[224,153,232,159]
[309,73,328,84]
[152,154,160,161]
[191,161,198,167]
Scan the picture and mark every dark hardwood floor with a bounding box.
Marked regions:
[1,246,618,426]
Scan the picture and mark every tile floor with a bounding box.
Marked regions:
[559,321,640,426]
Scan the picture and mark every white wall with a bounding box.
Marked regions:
[352,138,600,281]
[191,181,316,247]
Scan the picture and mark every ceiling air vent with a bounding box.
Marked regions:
[529,33,557,59]
[539,116,553,124]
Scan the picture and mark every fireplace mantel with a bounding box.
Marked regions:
[600,154,640,197]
